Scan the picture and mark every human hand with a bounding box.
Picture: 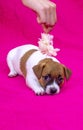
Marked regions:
[22,0,57,33]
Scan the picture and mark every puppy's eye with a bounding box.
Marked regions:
[57,75,63,84]
[43,74,51,81]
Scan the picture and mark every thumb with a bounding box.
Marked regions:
[37,15,41,24]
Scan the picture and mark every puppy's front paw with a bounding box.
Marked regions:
[35,87,45,95]
[8,71,17,77]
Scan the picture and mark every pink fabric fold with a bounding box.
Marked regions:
[0,0,83,130]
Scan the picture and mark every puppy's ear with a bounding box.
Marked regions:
[33,63,45,79]
[64,67,72,80]
[33,58,52,79]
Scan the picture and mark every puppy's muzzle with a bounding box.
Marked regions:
[50,87,57,94]
[45,81,60,95]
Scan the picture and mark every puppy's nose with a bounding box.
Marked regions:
[50,87,57,94]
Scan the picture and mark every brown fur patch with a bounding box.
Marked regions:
[20,49,37,77]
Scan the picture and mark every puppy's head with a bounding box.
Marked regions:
[33,58,71,94]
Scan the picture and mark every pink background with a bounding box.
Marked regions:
[0,0,83,129]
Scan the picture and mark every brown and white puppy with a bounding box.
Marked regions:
[7,44,71,95]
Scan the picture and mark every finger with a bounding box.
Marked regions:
[42,24,53,33]
[44,3,51,26]
[48,2,57,26]
[36,3,47,24]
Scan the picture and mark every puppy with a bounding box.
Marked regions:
[7,44,71,95]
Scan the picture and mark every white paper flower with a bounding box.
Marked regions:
[38,33,60,56]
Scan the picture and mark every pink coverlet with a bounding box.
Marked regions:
[0,0,83,129]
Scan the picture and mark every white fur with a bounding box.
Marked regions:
[7,44,60,95]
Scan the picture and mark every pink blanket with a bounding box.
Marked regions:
[0,0,83,129]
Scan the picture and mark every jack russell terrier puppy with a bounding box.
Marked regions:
[7,34,71,95]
